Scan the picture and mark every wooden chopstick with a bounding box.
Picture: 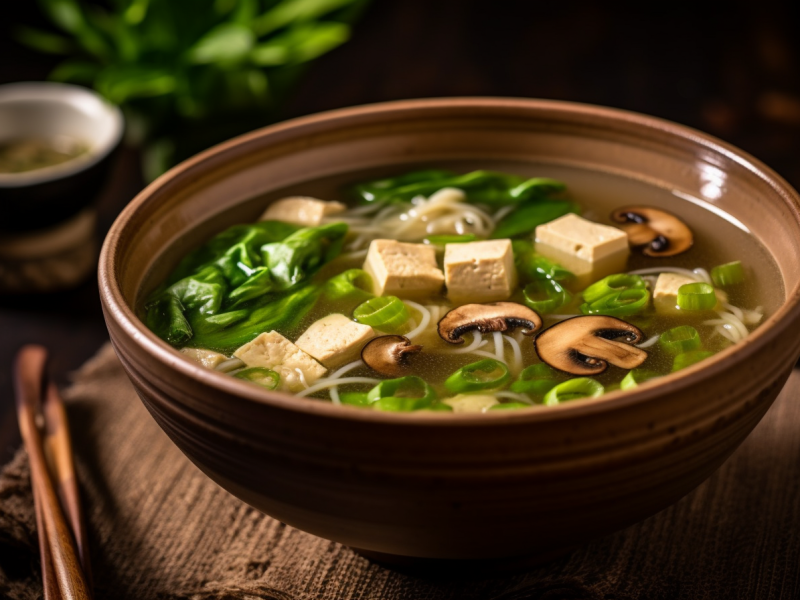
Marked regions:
[44,381,93,590]
[14,345,92,600]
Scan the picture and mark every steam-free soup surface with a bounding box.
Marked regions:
[141,162,782,413]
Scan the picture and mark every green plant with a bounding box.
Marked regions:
[19,0,370,178]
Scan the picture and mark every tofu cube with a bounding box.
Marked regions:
[295,314,375,368]
[443,394,499,413]
[444,240,517,302]
[362,239,444,298]
[181,347,228,369]
[535,213,629,262]
[535,214,630,289]
[653,273,697,313]
[233,331,326,392]
[259,196,346,227]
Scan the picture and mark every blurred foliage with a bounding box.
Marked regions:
[18,0,370,179]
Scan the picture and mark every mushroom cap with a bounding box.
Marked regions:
[611,206,693,257]
[438,302,543,344]
[361,335,423,377]
[534,315,648,376]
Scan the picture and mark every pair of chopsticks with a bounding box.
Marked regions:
[14,345,93,600]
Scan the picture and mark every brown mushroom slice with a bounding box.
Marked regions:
[438,302,543,344]
[534,315,648,376]
[361,335,423,377]
[610,206,693,257]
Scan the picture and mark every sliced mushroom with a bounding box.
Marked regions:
[438,302,543,344]
[610,206,693,257]
[534,315,648,376]
[361,335,423,377]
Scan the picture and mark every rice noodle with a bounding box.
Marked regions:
[637,334,661,349]
[329,387,341,405]
[494,391,535,405]
[473,349,507,362]
[492,204,517,222]
[404,300,432,340]
[436,332,486,354]
[215,357,245,372]
[493,331,504,361]
[296,376,381,398]
[627,267,703,281]
[693,268,712,285]
[503,334,523,373]
[329,359,365,380]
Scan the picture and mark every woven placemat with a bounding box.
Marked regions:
[1,343,799,600]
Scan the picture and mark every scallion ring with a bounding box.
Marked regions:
[579,288,650,317]
[620,369,660,390]
[659,325,701,355]
[445,359,511,394]
[510,363,559,395]
[233,367,280,390]
[523,279,571,314]
[672,350,715,372]
[543,378,604,405]
[676,283,717,311]
[367,376,437,411]
[582,274,647,304]
[711,261,745,287]
[353,296,410,332]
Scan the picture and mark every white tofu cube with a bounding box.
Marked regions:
[295,314,375,368]
[259,196,346,227]
[444,239,517,302]
[181,347,228,369]
[443,394,499,413]
[362,239,445,298]
[653,273,724,313]
[535,214,629,262]
[653,273,697,313]
[233,331,326,392]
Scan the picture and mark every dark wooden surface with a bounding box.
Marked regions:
[2,0,800,504]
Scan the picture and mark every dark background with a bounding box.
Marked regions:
[2,1,799,453]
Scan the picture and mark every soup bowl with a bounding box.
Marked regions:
[98,98,800,564]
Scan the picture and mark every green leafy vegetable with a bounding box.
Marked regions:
[351,169,567,206]
[145,221,347,352]
[444,359,511,394]
[20,0,371,177]
[491,199,579,239]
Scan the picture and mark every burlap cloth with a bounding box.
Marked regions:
[0,344,798,600]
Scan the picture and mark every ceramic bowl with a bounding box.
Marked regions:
[0,82,123,233]
[98,98,800,564]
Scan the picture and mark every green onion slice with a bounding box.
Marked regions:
[672,350,715,372]
[424,233,477,245]
[488,402,531,411]
[339,392,371,407]
[523,279,571,314]
[368,376,437,411]
[510,363,559,395]
[544,378,604,405]
[445,359,511,394]
[711,261,745,287]
[676,283,717,311]
[580,288,650,317]
[659,325,701,355]
[620,369,660,390]
[233,367,280,390]
[353,296,409,332]
[582,274,647,304]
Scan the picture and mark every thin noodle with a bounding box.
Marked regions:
[503,334,523,373]
[296,377,381,398]
[404,301,432,340]
[493,331,504,361]
[637,334,661,349]
[494,391,535,405]
[329,360,365,380]
[329,387,341,405]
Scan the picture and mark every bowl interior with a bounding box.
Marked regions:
[0,82,123,187]
[104,98,800,418]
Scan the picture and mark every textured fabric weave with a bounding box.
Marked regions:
[0,344,799,599]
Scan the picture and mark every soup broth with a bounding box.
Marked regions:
[141,162,783,412]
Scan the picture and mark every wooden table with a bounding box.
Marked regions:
[1,1,800,595]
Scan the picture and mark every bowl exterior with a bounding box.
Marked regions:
[99,98,800,559]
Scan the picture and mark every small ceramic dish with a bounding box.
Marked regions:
[0,82,123,233]
[99,98,800,565]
